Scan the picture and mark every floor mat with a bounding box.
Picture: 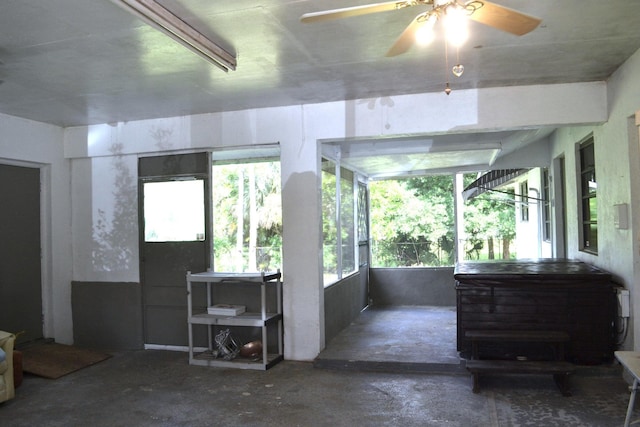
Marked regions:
[21,342,111,379]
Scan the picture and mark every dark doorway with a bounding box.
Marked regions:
[0,164,43,345]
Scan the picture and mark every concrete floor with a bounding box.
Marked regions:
[0,306,637,426]
[315,305,462,373]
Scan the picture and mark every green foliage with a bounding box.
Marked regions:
[369,173,516,267]
[321,166,338,275]
[212,161,282,272]
[370,175,455,267]
[462,174,516,260]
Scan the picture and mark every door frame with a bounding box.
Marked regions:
[552,156,567,258]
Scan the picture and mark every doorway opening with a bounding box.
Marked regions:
[0,163,43,346]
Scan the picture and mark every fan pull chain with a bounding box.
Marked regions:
[444,41,451,95]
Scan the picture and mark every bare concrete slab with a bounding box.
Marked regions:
[0,349,633,427]
[0,306,633,426]
[315,305,463,373]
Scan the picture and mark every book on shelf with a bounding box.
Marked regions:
[207,304,246,316]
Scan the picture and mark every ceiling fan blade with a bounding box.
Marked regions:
[300,1,409,23]
[386,15,423,57]
[468,1,541,36]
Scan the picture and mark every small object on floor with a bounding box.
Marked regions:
[214,329,240,361]
[240,341,263,358]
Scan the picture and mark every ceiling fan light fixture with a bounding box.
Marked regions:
[415,13,438,46]
[443,4,470,47]
[301,0,542,92]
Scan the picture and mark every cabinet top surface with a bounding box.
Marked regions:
[187,271,281,282]
[454,259,611,283]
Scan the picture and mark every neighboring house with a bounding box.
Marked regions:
[498,168,554,260]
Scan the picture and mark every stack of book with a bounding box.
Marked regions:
[207,304,246,316]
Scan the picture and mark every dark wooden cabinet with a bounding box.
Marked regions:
[455,259,617,365]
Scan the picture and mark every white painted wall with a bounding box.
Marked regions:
[0,57,622,357]
[549,47,640,351]
[511,169,554,259]
[65,108,328,360]
[514,172,543,259]
[59,82,608,360]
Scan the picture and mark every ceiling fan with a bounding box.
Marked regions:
[300,0,541,57]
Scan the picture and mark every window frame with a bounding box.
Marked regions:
[578,136,597,254]
[369,174,457,267]
[210,146,282,273]
[321,157,359,287]
[542,168,551,242]
[519,181,529,222]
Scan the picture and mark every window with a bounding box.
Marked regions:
[579,137,597,253]
[542,168,551,242]
[212,156,282,272]
[519,181,529,222]
[322,159,358,285]
[357,181,369,267]
[370,175,455,267]
[357,181,369,244]
[340,168,355,276]
[143,180,205,242]
[322,159,338,284]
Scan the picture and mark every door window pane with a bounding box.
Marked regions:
[143,180,205,242]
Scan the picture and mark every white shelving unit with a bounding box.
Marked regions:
[186,270,283,370]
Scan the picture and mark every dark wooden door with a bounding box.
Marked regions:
[0,164,43,344]
[139,153,210,346]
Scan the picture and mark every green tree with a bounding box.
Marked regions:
[369,173,516,266]
[212,161,282,272]
[321,161,338,277]
[370,175,455,267]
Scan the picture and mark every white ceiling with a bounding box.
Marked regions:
[1,1,640,174]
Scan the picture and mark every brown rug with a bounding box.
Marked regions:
[21,342,111,379]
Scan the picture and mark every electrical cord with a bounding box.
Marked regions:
[616,316,629,347]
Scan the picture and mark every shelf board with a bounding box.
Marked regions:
[187,270,283,371]
[187,271,281,283]
[190,312,282,327]
[190,351,283,370]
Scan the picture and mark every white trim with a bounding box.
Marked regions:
[40,164,54,339]
[143,344,202,352]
